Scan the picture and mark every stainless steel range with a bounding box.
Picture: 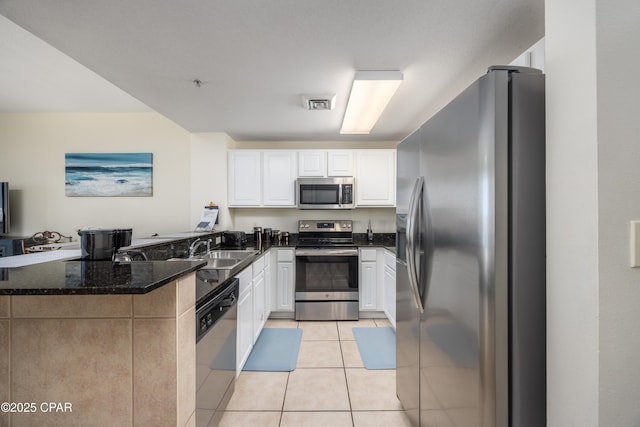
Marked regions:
[295,220,359,320]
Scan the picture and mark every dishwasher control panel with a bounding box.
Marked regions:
[196,279,238,342]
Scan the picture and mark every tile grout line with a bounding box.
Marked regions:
[278,370,291,427]
[220,319,400,426]
[278,318,299,426]
[337,322,356,427]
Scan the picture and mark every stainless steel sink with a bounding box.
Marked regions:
[168,256,242,270]
[193,258,239,269]
[167,249,258,272]
[204,249,258,261]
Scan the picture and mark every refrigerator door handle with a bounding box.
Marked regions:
[406,176,425,314]
[419,181,434,310]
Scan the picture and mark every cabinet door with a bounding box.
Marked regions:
[253,271,265,342]
[298,151,327,177]
[263,151,297,206]
[228,151,262,206]
[355,150,396,206]
[236,266,253,295]
[384,265,396,328]
[276,262,295,311]
[360,261,378,310]
[327,150,354,176]
[237,288,253,375]
[264,263,272,320]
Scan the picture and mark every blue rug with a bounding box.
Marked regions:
[243,328,302,371]
[353,327,396,369]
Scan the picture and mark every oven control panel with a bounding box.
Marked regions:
[298,220,353,232]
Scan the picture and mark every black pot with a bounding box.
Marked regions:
[78,229,116,260]
[113,228,132,249]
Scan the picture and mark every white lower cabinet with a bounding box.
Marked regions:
[359,248,383,312]
[274,248,295,312]
[383,250,396,328]
[252,271,265,342]
[264,254,272,320]
[235,267,253,376]
[235,249,293,375]
[252,254,267,342]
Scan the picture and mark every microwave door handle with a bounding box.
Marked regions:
[338,184,343,207]
[406,176,425,314]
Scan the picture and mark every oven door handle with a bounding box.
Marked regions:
[295,248,359,257]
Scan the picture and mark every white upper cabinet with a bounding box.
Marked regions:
[355,150,396,206]
[298,150,353,177]
[327,150,354,176]
[228,151,261,206]
[229,148,394,208]
[298,151,327,177]
[228,150,296,207]
[263,151,297,206]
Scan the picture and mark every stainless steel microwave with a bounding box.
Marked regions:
[296,177,355,210]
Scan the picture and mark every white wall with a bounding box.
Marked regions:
[190,132,235,231]
[0,113,192,238]
[596,1,640,425]
[510,38,546,71]
[0,118,396,239]
[546,1,599,425]
[547,1,640,426]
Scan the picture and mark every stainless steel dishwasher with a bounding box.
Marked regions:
[196,278,238,427]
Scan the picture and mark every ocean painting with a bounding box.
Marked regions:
[65,153,153,197]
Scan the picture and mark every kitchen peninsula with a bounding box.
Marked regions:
[0,258,205,427]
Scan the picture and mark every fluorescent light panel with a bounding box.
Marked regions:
[340,70,403,134]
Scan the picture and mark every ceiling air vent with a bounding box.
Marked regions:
[301,94,336,110]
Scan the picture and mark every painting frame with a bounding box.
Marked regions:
[65,153,153,197]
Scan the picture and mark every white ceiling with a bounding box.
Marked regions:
[0,0,543,142]
[0,15,151,114]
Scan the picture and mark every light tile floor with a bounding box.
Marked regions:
[218,318,413,427]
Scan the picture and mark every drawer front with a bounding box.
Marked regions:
[252,255,265,277]
[359,248,377,262]
[277,248,294,262]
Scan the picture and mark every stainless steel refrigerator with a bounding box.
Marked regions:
[396,66,546,427]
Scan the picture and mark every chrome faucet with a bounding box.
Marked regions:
[188,238,211,258]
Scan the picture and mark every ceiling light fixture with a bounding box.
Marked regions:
[340,70,403,134]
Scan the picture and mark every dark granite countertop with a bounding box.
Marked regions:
[353,233,396,248]
[0,260,206,295]
[0,230,395,298]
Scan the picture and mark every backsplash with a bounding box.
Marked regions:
[230,207,396,235]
